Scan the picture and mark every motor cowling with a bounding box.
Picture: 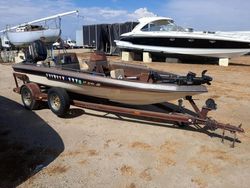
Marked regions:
[185,70,213,85]
[26,40,47,63]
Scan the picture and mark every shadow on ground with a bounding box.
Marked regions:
[0,96,64,188]
[228,62,250,67]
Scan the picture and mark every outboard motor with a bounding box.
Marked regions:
[184,70,212,85]
[26,40,47,63]
[148,70,213,85]
[186,72,197,85]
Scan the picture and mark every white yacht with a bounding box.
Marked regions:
[115,17,250,59]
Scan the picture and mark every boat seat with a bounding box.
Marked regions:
[139,72,152,83]
[84,51,110,75]
[110,69,125,80]
[80,60,91,71]
[85,60,110,75]
[54,53,80,70]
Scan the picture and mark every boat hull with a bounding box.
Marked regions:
[24,73,204,104]
[13,64,207,105]
[116,16,250,59]
[7,28,60,46]
[116,38,250,58]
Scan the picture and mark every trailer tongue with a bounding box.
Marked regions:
[71,96,244,148]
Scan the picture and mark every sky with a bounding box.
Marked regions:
[0,0,250,39]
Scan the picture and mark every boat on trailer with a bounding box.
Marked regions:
[12,40,244,146]
[12,41,211,105]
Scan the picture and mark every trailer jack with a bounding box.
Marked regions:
[185,96,244,147]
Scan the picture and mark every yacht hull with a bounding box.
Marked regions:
[116,40,250,58]
[116,16,250,59]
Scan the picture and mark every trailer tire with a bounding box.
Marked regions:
[48,87,70,117]
[21,85,40,110]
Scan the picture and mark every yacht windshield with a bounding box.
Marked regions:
[141,19,185,32]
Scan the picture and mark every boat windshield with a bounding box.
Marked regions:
[141,19,185,32]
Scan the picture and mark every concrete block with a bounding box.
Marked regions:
[218,58,229,66]
[143,52,152,63]
[122,51,134,61]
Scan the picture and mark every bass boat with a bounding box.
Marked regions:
[12,41,212,105]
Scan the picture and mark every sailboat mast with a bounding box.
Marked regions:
[27,10,79,25]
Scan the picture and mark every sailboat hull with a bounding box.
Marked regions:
[7,28,60,46]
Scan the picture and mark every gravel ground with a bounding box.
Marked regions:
[0,55,250,188]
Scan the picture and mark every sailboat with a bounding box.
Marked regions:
[0,11,78,46]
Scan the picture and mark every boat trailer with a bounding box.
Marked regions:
[13,73,244,147]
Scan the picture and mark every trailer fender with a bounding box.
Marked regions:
[20,83,42,110]
[20,83,41,100]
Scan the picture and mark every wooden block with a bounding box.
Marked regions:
[122,51,134,61]
[143,52,152,63]
[218,58,229,66]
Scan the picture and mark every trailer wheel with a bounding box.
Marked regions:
[48,87,70,117]
[21,85,40,110]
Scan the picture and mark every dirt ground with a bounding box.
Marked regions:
[0,54,250,188]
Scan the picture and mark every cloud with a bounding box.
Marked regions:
[162,0,250,31]
[78,7,155,24]
[1,0,250,40]
[0,0,156,38]
[0,0,75,27]
[128,8,156,20]
[78,7,127,23]
[59,7,156,38]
